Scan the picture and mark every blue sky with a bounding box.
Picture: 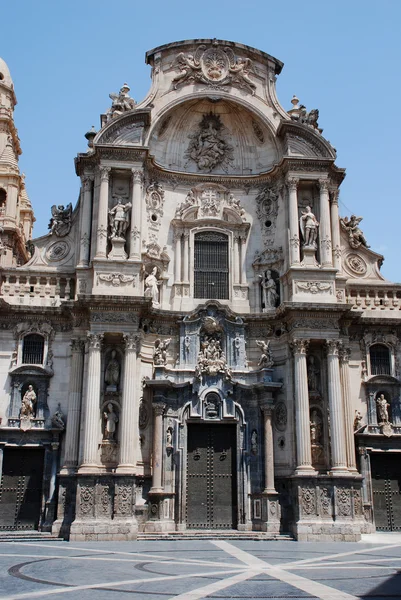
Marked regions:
[1,0,400,281]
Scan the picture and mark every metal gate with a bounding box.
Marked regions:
[0,448,44,530]
[194,232,229,300]
[371,454,401,531]
[186,424,237,529]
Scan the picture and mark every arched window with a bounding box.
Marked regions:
[194,232,229,299]
[0,188,6,214]
[22,334,45,365]
[370,344,391,376]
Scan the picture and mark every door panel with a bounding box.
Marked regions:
[371,454,401,532]
[186,424,237,529]
[0,448,44,530]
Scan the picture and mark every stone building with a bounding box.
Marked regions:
[0,40,400,541]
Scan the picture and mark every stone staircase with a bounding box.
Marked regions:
[0,531,60,542]
[137,531,293,541]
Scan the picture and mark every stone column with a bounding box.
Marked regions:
[330,188,341,271]
[326,340,348,472]
[117,333,140,473]
[183,231,189,283]
[95,167,110,259]
[240,237,247,285]
[318,179,332,267]
[5,182,18,219]
[174,233,182,283]
[291,339,314,473]
[78,175,94,266]
[261,402,276,493]
[79,333,103,471]
[150,402,166,493]
[233,236,240,285]
[62,338,85,472]
[286,177,300,266]
[129,169,142,259]
[339,345,357,471]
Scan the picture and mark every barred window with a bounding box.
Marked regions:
[194,232,229,300]
[370,344,391,376]
[22,334,44,365]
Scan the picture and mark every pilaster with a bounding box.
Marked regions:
[95,167,110,259]
[318,179,332,267]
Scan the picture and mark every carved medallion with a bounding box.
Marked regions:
[345,254,367,276]
[275,402,287,431]
[46,241,70,262]
[201,47,229,82]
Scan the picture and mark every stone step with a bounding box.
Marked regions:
[0,531,59,542]
[137,531,293,541]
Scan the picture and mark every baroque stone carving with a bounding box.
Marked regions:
[103,403,118,440]
[46,240,70,262]
[255,187,279,246]
[79,485,94,516]
[300,205,319,248]
[172,44,256,94]
[105,350,120,391]
[115,484,132,516]
[153,338,171,366]
[274,402,287,431]
[260,270,279,310]
[256,340,274,367]
[195,316,231,380]
[51,403,65,429]
[107,83,136,119]
[345,254,367,276]
[146,182,164,230]
[340,215,369,249]
[97,273,136,287]
[139,398,149,429]
[90,311,139,324]
[376,393,391,424]
[20,384,37,430]
[48,204,72,237]
[336,487,351,517]
[144,267,161,307]
[251,430,258,455]
[319,488,331,516]
[185,113,234,173]
[301,487,316,515]
[108,198,131,239]
[295,281,332,295]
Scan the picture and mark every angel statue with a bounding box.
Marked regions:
[108,83,136,118]
[340,215,369,249]
[48,204,73,237]
[153,338,171,366]
[300,205,319,248]
[172,53,201,89]
[256,340,274,368]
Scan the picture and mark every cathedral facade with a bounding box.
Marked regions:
[0,40,400,541]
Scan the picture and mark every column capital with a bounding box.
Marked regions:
[131,169,143,183]
[290,338,309,355]
[87,332,103,350]
[318,178,329,192]
[123,332,141,351]
[260,401,274,416]
[330,187,340,205]
[339,345,351,365]
[286,176,299,190]
[174,231,183,243]
[99,166,111,181]
[81,174,94,190]
[153,402,166,416]
[70,338,85,353]
[325,339,342,356]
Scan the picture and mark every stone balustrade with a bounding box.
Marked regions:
[0,271,75,305]
[346,285,401,311]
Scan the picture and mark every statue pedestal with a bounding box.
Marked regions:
[301,246,319,267]
[108,237,127,260]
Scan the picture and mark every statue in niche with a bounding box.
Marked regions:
[204,393,219,419]
[52,403,65,429]
[20,385,36,418]
[105,350,120,391]
[103,403,118,441]
[300,205,319,248]
[195,329,232,380]
[256,340,274,368]
[376,394,390,423]
[310,409,324,465]
[48,204,73,237]
[166,427,173,447]
[307,356,320,392]
[144,267,160,307]
[108,198,131,239]
[251,430,258,455]
[153,338,171,366]
[340,215,370,249]
[185,113,233,173]
[108,83,136,118]
[260,270,279,311]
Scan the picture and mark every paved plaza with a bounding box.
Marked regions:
[0,534,400,599]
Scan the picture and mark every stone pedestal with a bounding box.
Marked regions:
[108,236,127,260]
[301,246,319,267]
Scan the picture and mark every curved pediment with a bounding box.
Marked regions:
[95,109,151,145]
[278,121,336,160]
[148,98,280,176]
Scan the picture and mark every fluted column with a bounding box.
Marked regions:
[330,188,341,271]
[78,175,94,266]
[318,179,332,267]
[183,231,189,282]
[339,345,357,471]
[129,169,142,259]
[174,233,182,283]
[62,338,85,472]
[261,403,276,493]
[117,333,140,473]
[291,339,314,473]
[287,177,300,265]
[79,333,103,471]
[326,340,348,472]
[95,167,110,258]
[150,402,166,492]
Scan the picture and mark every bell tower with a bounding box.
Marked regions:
[0,57,34,267]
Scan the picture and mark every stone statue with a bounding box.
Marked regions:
[307,356,319,392]
[153,338,171,365]
[310,410,323,444]
[256,340,274,368]
[227,193,246,220]
[185,113,233,173]
[166,427,173,447]
[144,267,160,307]
[251,430,258,455]
[195,334,232,380]
[176,188,196,215]
[376,394,390,423]
[105,350,120,390]
[108,83,136,118]
[108,199,131,239]
[20,385,36,418]
[52,403,65,429]
[354,410,363,431]
[103,403,118,440]
[340,215,369,249]
[299,106,320,129]
[48,204,73,237]
[260,270,278,310]
[300,205,319,247]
